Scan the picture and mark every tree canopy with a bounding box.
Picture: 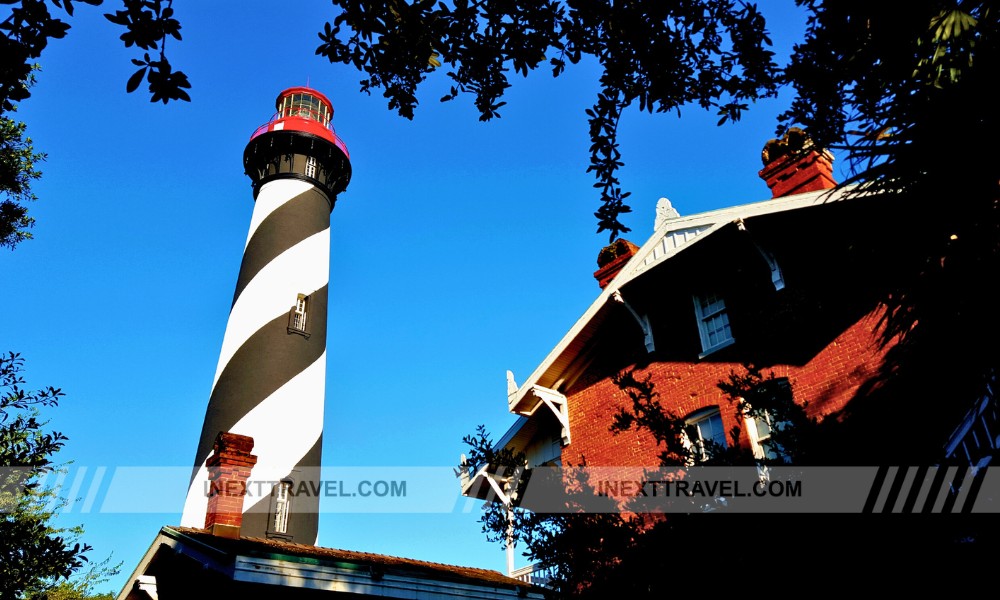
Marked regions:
[317,0,781,242]
[316,0,1000,440]
[1,0,188,248]
[4,2,997,265]
[319,1,1000,461]
[0,352,99,599]
[781,2,999,417]
[0,108,43,249]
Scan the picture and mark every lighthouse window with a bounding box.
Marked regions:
[305,157,317,178]
[280,93,324,121]
[301,96,320,120]
[288,294,310,337]
[282,94,302,118]
[293,295,307,330]
[273,480,292,534]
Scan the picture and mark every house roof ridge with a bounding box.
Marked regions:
[164,525,527,585]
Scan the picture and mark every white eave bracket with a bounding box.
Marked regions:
[735,218,785,290]
[135,575,159,600]
[611,290,655,353]
[509,385,571,446]
[458,456,526,505]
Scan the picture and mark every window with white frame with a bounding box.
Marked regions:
[290,294,308,334]
[272,480,292,534]
[692,292,733,355]
[682,407,727,463]
[305,156,317,178]
[746,410,789,463]
[742,378,793,464]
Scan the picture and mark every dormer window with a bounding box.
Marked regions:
[693,292,734,356]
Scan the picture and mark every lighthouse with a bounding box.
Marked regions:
[181,87,351,543]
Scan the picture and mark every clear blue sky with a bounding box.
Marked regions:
[3,1,824,593]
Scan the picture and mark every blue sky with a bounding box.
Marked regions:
[3,1,825,593]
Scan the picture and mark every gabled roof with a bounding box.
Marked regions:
[507,186,855,417]
[118,526,542,599]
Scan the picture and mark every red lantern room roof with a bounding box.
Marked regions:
[249,86,350,159]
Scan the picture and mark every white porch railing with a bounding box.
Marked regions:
[510,564,555,587]
[945,374,997,467]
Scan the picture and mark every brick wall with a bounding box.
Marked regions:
[561,310,888,469]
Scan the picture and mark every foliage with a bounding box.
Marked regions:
[607,369,695,466]
[0,106,44,249]
[321,1,1000,424]
[716,363,820,464]
[463,370,742,595]
[0,352,103,600]
[318,0,780,242]
[465,367,784,595]
[462,425,641,597]
[1,0,189,111]
[31,551,120,600]
[6,484,121,600]
[0,0,189,250]
[466,364,996,595]
[460,425,531,544]
[608,366,815,466]
[1,352,66,487]
[780,1,1000,403]
[105,0,189,103]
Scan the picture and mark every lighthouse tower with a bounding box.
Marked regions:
[181,87,351,543]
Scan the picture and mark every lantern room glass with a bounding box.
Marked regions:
[280,93,330,127]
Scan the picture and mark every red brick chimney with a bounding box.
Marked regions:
[204,432,257,539]
[594,239,640,288]
[758,127,836,198]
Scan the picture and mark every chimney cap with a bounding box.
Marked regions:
[759,128,836,199]
[594,239,640,288]
[597,238,639,268]
[212,431,255,455]
[761,127,814,167]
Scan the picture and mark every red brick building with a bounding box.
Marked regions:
[462,136,998,580]
[494,143,898,470]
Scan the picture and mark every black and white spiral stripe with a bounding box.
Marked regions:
[182,178,331,542]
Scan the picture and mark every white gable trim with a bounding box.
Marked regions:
[506,187,853,412]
